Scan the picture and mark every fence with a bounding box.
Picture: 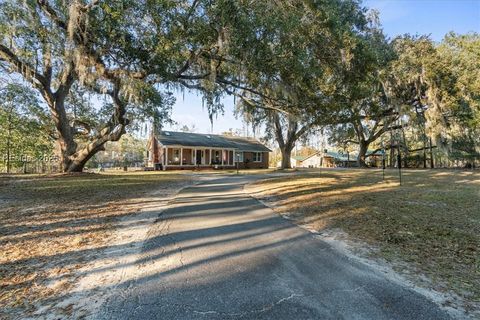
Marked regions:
[0,161,61,174]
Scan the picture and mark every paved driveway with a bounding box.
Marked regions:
[99,175,451,320]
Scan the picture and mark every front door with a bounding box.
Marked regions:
[196,150,203,165]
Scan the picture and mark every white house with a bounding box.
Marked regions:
[290,152,322,168]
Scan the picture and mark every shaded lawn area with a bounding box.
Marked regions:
[248,169,480,311]
[0,172,192,317]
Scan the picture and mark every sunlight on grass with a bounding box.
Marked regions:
[0,172,192,316]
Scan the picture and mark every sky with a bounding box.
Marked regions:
[164,0,480,135]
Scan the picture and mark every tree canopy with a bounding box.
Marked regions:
[0,0,478,171]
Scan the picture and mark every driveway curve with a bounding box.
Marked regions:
[99,175,451,320]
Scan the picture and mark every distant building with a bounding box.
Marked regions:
[287,149,385,168]
[291,153,323,168]
[320,151,353,167]
[365,150,385,167]
[147,131,271,170]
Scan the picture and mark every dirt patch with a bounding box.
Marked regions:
[0,172,193,319]
[246,169,480,317]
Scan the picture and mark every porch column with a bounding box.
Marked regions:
[210,149,212,165]
[164,146,168,170]
[180,148,183,166]
[221,149,224,166]
[193,148,196,165]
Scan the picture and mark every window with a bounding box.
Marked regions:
[253,152,262,162]
[173,149,180,163]
[235,152,244,162]
[214,150,221,164]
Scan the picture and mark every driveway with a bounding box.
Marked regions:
[99,175,451,320]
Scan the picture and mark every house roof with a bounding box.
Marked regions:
[291,155,310,161]
[324,151,356,162]
[292,152,322,162]
[366,149,385,156]
[156,131,271,152]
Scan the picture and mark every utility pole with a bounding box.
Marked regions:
[397,149,402,185]
[381,142,385,181]
[236,152,240,174]
[429,137,434,168]
[389,129,394,167]
[423,136,427,169]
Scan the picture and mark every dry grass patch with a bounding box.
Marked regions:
[248,169,480,312]
[0,172,192,318]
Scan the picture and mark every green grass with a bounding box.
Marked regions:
[249,169,480,311]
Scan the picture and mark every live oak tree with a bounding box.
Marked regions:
[0,0,254,172]
[388,36,437,167]
[1,1,145,171]
[2,1,476,172]
[328,14,400,167]
[391,33,480,165]
[426,33,480,163]
[332,31,480,167]
[238,104,323,169]
[231,0,368,168]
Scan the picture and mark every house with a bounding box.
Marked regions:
[321,151,357,167]
[147,131,271,170]
[291,153,323,168]
[288,150,356,168]
[365,150,386,167]
[322,150,385,167]
[290,155,308,168]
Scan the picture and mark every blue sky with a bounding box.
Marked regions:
[164,0,480,135]
[365,0,480,41]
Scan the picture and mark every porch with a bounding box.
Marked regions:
[160,146,237,170]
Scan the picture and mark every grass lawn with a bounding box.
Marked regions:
[248,169,480,312]
[0,171,192,317]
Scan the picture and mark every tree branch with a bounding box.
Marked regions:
[0,44,52,97]
[344,139,360,144]
[272,112,285,149]
[227,89,291,115]
[36,0,67,30]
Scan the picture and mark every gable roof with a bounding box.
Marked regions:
[324,151,355,161]
[291,155,309,161]
[156,131,271,152]
[292,152,322,162]
[366,149,385,156]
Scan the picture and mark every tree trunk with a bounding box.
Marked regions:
[272,112,295,169]
[280,144,294,169]
[268,110,313,170]
[357,141,368,167]
[51,82,127,173]
[50,96,79,172]
[65,151,97,172]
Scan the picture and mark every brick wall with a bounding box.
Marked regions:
[239,152,269,169]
